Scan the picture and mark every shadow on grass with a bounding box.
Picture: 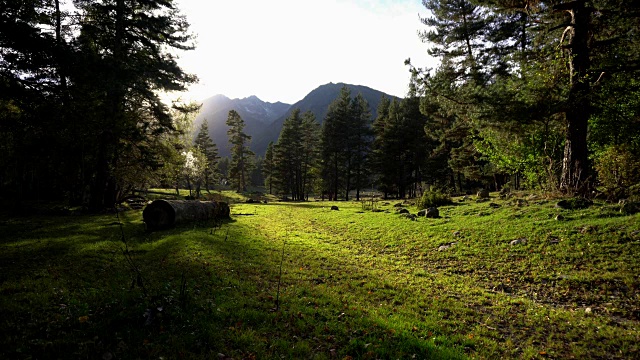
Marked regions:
[0,212,467,359]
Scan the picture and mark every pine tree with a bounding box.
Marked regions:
[300,111,321,200]
[271,109,320,200]
[320,86,352,200]
[273,109,303,199]
[262,142,275,194]
[348,93,373,200]
[226,110,254,192]
[194,120,220,193]
[371,96,394,198]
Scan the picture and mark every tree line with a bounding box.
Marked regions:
[3,0,638,209]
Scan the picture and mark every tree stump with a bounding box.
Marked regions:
[143,200,230,231]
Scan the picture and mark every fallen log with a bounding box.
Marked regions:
[143,200,230,231]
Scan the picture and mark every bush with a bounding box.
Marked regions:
[594,145,640,200]
[417,189,452,209]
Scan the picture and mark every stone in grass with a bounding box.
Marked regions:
[513,199,528,207]
[555,197,593,210]
[621,202,640,215]
[397,208,410,214]
[555,214,565,221]
[417,209,427,217]
[394,203,404,207]
[510,238,527,245]
[330,205,339,211]
[438,242,457,251]
[489,202,501,208]
[477,189,490,199]
[400,213,417,221]
[426,207,440,218]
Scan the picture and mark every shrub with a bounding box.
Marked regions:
[594,145,640,200]
[417,189,452,209]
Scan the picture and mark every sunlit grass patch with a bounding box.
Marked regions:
[1,193,638,358]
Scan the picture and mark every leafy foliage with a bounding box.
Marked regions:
[594,145,640,200]
[416,189,453,209]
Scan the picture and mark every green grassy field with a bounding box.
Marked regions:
[1,192,638,359]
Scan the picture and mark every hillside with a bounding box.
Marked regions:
[196,83,399,157]
[252,82,399,155]
[194,95,291,157]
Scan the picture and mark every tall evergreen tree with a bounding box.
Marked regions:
[272,109,320,200]
[273,109,303,199]
[226,110,254,192]
[262,142,275,194]
[194,120,220,192]
[300,111,321,200]
[348,93,374,200]
[320,86,352,200]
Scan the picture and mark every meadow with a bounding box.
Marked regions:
[0,192,638,359]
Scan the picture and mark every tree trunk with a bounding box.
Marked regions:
[143,200,230,231]
[558,0,592,195]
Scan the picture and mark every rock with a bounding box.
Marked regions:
[489,202,500,208]
[585,307,592,314]
[331,205,339,211]
[426,207,439,218]
[555,197,593,210]
[262,200,268,204]
[400,213,417,221]
[417,209,427,217]
[555,214,565,221]
[452,230,461,237]
[548,237,560,244]
[393,203,404,207]
[499,187,510,195]
[462,195,470,201]
[477,189,490,199]
[438,242,457,251]
[398,208,410,214]
[510,238,527,245]
[621,202,640,215]
[528,194,539,200]
[514,199,528,207]
[246,198,255,203]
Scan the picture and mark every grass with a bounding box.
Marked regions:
[0,191,638,359]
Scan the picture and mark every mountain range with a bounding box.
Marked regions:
[194,82,399,157]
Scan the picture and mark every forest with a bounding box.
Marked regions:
[2,0,640,210]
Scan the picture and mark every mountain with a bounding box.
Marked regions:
[251,82,400,155]
[195,95,291,157]
[196,83,400,157]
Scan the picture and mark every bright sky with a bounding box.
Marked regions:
[169,0,437,104]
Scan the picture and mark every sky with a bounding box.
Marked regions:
[169,0,438,104]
